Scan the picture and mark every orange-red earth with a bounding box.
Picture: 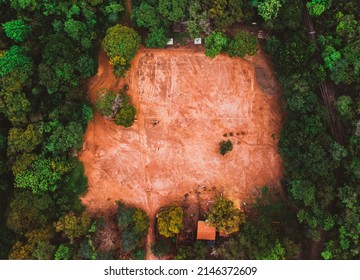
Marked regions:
[79,47,283,258]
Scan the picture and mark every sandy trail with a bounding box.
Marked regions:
[79,47,283,259]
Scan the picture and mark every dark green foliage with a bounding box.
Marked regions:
[218,187,300,260]
[44,122,84,155]
[219,140,233,155]
[7,124,43,158]
[0,46,33,77]
[151,239,172,257]
[158,0,187,22]
[132,2,161,29]
[82,103,93,124]
[77,237,97,260]
[145,28,169,48]
[227,31,257,58]
[116,202,149,255]
[205,32,228,58]
[114,103,136,128]
[6,190,54,234]
[175,241,209,260]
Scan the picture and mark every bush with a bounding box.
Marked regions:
[114,103,136,128]
[95,89,117,117]
[151,239,172,257]
[227,31,257,58]
[219,140,233,155]
[205,32,228,58]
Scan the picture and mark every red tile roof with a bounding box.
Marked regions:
[197,221,216,240]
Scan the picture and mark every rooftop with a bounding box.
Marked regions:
[197,221,216,240]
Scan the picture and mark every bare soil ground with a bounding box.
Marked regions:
[79,47,283,259]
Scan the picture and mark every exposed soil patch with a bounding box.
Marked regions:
[79,47,283,259]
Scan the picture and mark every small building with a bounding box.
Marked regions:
[196,221,216,241]
[194,38,202,45]
[167,38,174,45]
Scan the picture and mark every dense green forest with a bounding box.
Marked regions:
[0,0,359,260]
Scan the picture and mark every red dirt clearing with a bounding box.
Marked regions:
[79,47,283,257]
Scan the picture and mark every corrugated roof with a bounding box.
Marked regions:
[196,221,216,240]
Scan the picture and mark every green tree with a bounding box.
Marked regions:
[227,31,257,58]
[132,3,160,29]
[175,241,209,259]
[7,124,42,157]
[114,103,136,128]
[204,31,228,58]
[158,0,187,22]
[306,0,331,17]
[55,244,72,260]
[335,95,354,121]
[0,46,33,77]
[322,45,341,69]
[132,209,149,237]
[2,19,32,42]
[219,140,233,155]
[157,206,184,238]
[145,28,169,48]
[6,190,54,234]
[103,24,140,77]
[256,0,283,21]
[38,34,79,94]
[206,0,244,29]
[208,195,245,234]
[54,211,92,244]
[45,122,84,155]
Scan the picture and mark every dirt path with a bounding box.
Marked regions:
[123,0,133,27]
[79,47,283,259]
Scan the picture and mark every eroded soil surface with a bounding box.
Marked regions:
[79,47,283,258]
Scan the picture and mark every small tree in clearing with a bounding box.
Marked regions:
[219,140,233,155]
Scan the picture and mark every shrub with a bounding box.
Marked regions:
[219,140,233,155]
[205,32,228,58]
[114,103,136,128]
[95,89,117,117]
[227,31,257,58]
[151,239,172,257]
